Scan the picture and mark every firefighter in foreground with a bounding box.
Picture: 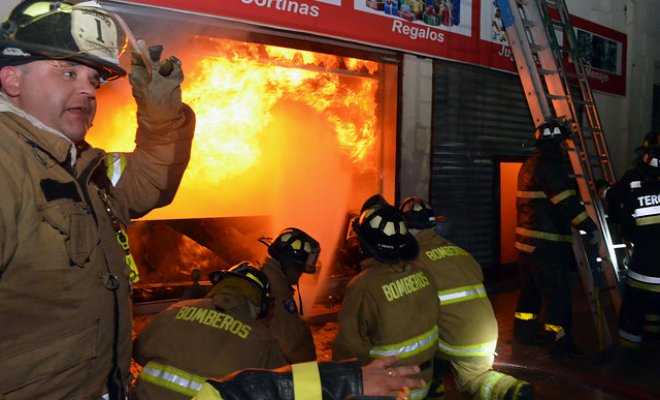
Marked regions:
[192,356,426,400]
[602,131,660,354]
[0,1,194,399]
[513,119,598,359]
[332,204,439,399]
[259,227,320,363]
[400,196,533,400]
[133,262,287,400]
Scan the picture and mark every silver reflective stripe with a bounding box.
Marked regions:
[619,328,642,343]
[437,338,497,357]
[106,152,126,186]
[627,270,660,284]
[437,284,487,305]
[140,362,205,397]
[409,382,431,399]
[633,205,660,218]
[369,326,438,359]
[100,394,126,400]
[481,371,505,400]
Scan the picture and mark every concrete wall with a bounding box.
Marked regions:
[398,54,433,202]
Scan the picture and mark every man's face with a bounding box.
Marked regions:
[14,60,100,143]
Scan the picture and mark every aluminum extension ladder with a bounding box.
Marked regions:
[496,0,627,349]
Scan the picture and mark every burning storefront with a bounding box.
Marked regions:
[88,2,400,315]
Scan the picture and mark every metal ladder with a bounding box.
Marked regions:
[497,0,626,349]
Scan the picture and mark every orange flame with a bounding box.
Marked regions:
[88,37,394,307]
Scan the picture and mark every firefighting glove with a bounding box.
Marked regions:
[129,39,184,125]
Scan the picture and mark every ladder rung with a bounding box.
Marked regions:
[530,43,547,52]
[547,94,568,100]
[537,68,559,75]
[521,18,538,28]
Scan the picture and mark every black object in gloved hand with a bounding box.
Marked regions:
[129,39,184,124]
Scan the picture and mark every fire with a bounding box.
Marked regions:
[89,37,383,217]
[88,37,395,307]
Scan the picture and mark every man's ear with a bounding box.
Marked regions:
[0,66,22,97]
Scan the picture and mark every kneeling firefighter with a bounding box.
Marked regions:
[332,204,439,399]
[132,262,287,400]
[259,227,321,363]
[400,197,533,400]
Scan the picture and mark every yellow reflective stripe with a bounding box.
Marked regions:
[437,284,487,305]
[571,211,589,226]
[516,190,547,199]
[625,276,660,293]
[514,312,537,321]
[549,189,576,204]
[515,227,572,242]
[437,338,497,357]
[292,362,322,400]
[369,325,438,359]
[544,324,564,334]
[409,382,432,399]
[192,383,224,400]
[106,153,127,186]
[24,2,69,17]
[514,242,536,253]
[140,361,206,397]
[636,215,660,226]
[645,314,660,322]
[481,371,505,400]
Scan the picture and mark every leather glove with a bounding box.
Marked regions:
[129,39,184,124]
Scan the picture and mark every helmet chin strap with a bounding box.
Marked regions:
[296,282,304,316]
[283,263,305,316]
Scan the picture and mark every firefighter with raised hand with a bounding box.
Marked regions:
[513,119,597,359]
[133,262,287,400]
[259,227,320,363]
[0,1,194,399]
[602,131,660,355]
[400,196,533,400]
[332,204,439,399]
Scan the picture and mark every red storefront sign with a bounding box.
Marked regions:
[119,0,626,95]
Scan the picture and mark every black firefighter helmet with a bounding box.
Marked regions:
[208,261,271,319]
[352,205,419,264]
[0,0,128,81]
[641,132,660,169]
[534,118,571,145]
[264,227,320,274]
[399,196,437,229]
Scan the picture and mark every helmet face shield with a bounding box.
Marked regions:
[0,1,132,81]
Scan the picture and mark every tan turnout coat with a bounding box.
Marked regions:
[0,96,195,400]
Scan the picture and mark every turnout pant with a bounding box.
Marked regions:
[516,243,573,336]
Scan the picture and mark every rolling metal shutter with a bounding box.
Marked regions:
[430,60,534,269]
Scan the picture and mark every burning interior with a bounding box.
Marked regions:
[89,2,399,314]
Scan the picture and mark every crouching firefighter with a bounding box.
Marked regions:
[259,227,321,363]
[132,262,287,400]
[400,197,533,400]
[332,204,439,399]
